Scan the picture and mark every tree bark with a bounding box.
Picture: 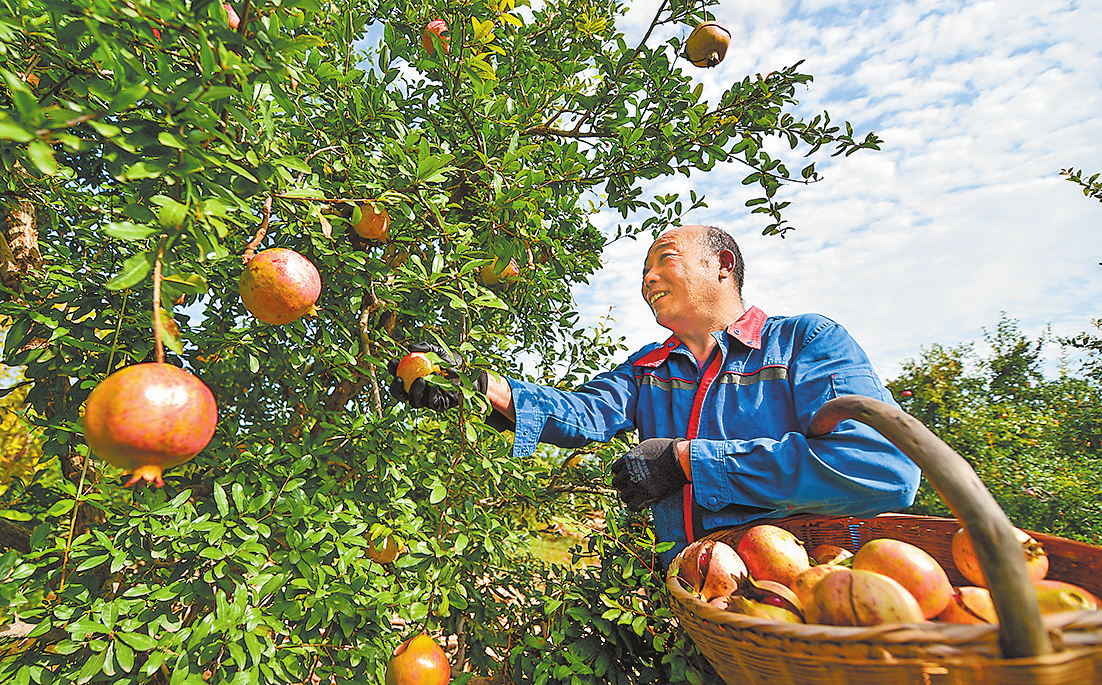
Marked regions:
[0,194,41,299]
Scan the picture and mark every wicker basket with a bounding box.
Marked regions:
[665,396,1102,685]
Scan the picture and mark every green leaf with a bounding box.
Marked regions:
[429,482,447,504]
[275,156,311,173]
[0,118,33,142]
[109,84,149,113]
[118,631,160,651]
[155,307,183,355]
[105,252,154,290]
[156,197,189,230]
[214,483,229,517]
[104,222,159,240]
[27,140,58,175]
[0,509,32,521]
[46,499,76,517]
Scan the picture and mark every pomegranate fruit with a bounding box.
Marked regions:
[938,586,997,624]
[809,543,852,565]
[353,202,389,242]
[805,568,924,626]
[791,564,846,608]
[367,536,400,564]
[84,363,218,487]
[733,576,804,621]
[395,352,442,393]
[481,257,520,288]
[385,633,449,685]
[224,3,240,29]
[735,524,810,588]
[684,21,731,68]
[852,538,953,619]
[725,596,803,623]
[422,19,450,56]
[239,248,321,325]
[951,526,1048,587]
[676,539,748,601]
[1034,580,1099,613]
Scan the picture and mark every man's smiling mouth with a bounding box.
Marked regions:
[648,292,667,305]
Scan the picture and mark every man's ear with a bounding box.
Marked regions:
[717,249,736,279]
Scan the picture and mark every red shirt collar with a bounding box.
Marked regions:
[634,306,767,367]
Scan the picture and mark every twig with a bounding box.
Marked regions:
[152,235,167,364]
[241,195,273,264]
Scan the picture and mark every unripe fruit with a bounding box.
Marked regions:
[852,538,953,619]
[368,536,400,564]
[395,352,441,393]
[353,202,389,242]
[685,21,731,68]
[239,248,321,325]
[481,257,520,288]
[385,633,449,685]
[791,564,846,608]
[84,363,218,487]
[1033,580,1099,613]
[422,20,450,56]
[805,568,924,626]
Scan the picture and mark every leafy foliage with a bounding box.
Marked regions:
[1061,167,1102,204]
[0,0,885,681]
[890,315,1102,543]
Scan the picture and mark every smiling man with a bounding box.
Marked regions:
[393,225,921,567]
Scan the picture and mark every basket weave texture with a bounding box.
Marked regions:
[667,514,1102,685]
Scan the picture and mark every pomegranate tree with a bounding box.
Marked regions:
[84,363,218,487]
[238,248,321,325]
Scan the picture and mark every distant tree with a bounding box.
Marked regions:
[890,315,1102,542]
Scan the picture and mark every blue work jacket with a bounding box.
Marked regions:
[502,307,921,567]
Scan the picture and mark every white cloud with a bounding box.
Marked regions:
[574,0,1102,381]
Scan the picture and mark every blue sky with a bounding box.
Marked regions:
[572,0,1102,380]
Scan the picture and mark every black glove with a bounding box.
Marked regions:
[387,342,487,412]
[611,438,689,511]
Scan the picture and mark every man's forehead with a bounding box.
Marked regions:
[646,229,698,255]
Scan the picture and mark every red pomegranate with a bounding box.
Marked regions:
[422,19,450,56]
[84,363,218,487]
[239,248,321,325]
[736,524,810,588]
[385,633,449,685]
[852,538,953,619]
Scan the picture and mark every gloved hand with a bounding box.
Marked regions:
[387,342,487,411]
[611,438,688,511]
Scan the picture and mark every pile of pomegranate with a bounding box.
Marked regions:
[675,523,1099,626]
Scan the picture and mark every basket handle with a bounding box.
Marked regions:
[806,394,1052,659]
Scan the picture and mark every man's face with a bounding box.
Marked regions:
[641,228,717,332]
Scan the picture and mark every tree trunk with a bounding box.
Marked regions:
[0,194,41,299]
